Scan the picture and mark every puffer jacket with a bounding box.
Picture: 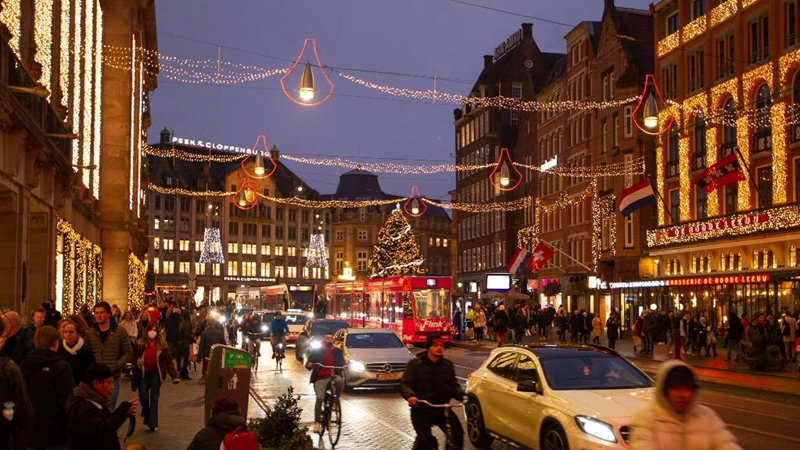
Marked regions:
[187,410,247,450]
[84,323,132,377]
[473,310,487,328]
[629,360,741,450]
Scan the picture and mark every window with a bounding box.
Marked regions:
[721,98,737,159]
[179,261,190,274]
[196,200,206,213]
[662,63,678,100]
[196,220,205,234]
[692,0,705,19]
[749,16,769,64]
[288,209,297,222]
[757,166,773,208]
[624,106,633,137]
[336,230,344,241]
[228,242,238,254]
[180,198,190,212]
[194,263,206,275]
[358,230,367,241]
[288,227,297,240]
[163,260,174,274]
[153,257,160,274]
[275,246,284,256]
[754,84,773,153]
[669,189,680,224]
[261,262,271,277]
[357,251,368,273]
[288,246,296,257]
[613,113,619,148]
[164,197,174,211]
[152,238,160,250]
[229,222,239,235]
[226,261,238,276]
[276,207,284,221]
[163,219,174,231]
[667,124,680,178]
[179,239,190,252]
[154,195,161,210]
[696,188,708,220]
[511,82,522,125]
[162,239,174,251]
[693,116,706,170]
[242,262,257,277]
[688,50,704,92]
[276,226,284,239]
[487,352,518,380]
[195,240,202,252]
[154,217,160,231]
[716,34,735,79]
[180,219,190,233]
[625,214,634,248]
[795,158,800,201]
[724,184,738,215]
[262,225,271,238]
[443,239,448,248]
[601,120,608,154]
[261,245,271,256]
[666,12,679,36]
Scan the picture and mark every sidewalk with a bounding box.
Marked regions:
[451,330,800,404]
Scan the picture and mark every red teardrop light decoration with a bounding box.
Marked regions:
[632,74,673,136]
[232,178,259,211]
[489,148,523,192]
[280,38,335,107]
[403,186,427,217]
[241,134,277,180]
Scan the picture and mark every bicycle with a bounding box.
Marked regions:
[414,400,464,450]
[313,363,346,447]
[245,332,261,372]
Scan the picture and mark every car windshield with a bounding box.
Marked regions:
[346,333,403,349]
[310,321,349,336]
[285,314,308,325]
[539,355,652,390]
[261,313,276,323]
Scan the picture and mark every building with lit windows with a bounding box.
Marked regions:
[326,170,452,281]
[0,0,155,314]
[627,0,800,321]
[146,130,330,305]
[454,23,562,297]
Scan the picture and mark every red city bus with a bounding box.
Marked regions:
[325,276,453,345]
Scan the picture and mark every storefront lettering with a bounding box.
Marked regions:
[666,213,769,238]
[666,274,770,287]
[494,29,523,61]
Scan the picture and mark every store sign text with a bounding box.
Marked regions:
[172,136,263,155]
[666,275,770,287]
[666,213,769,238]
[494,29,523,61]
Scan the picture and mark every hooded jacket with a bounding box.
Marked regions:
[399,351,464,405]
[66,383,132,450]
[19,349,74,447]
[629,360,741,450]
[187,410,247,450]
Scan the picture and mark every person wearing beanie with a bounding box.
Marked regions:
[399,334,464,449]
[629,360,741,450]
[66,362,138,450]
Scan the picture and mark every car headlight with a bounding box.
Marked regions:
[310,340,322,350]
[218,315,227,324]
[261,325,267,332]
[349,360,366,372]
[308,312,315,319]
[575,416,617,443]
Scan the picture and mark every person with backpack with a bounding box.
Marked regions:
[491,303,509,346]
[187,396,255,450]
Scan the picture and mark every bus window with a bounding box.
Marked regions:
[413,289,450,319]
[402,293,413,319]
[389,292,396,323]
[365,294,371,318]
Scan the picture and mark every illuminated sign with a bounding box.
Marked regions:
[172,136,263,155]
[599,280,666,289]
[289,285,313,291]
[527,279,539,291]
[494,29,523,62]
[666,213,769,238]
[486,273,511,290]
[339,265,356,281]
[666,275,770,287]
[426,279,437,287]
[223,277,276,283]
[540,155,558,172]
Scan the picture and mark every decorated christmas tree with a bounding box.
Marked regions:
[368,207,427,277]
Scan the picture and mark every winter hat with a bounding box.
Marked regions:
[662,365,698,392]
[85,362,114,384]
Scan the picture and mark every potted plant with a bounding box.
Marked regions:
[248,387,314,450]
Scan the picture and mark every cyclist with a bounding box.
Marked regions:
[400,334,465,450]
[268,311,290,359]
[243,316,263,358]
[305,332,345,434]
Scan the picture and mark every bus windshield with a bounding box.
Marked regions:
[412,288,450,319]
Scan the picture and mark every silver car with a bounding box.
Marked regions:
[332,328,414,391]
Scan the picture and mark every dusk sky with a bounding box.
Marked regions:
[149,0,652,202]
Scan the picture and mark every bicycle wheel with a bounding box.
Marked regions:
[326,394,342,446]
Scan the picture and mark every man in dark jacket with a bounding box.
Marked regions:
[305,332,346,434]
[0,313,34,450]
[85,301,131,412]
[20,326,74,449]
[400,334,464,449]
[726,312,744,362]
[187,396,247,450]
[0,311,35,365]
[66,362,137,450]
[198,320,225,376]
[164,306,182,373]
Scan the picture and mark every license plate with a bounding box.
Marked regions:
[377,373,401,380]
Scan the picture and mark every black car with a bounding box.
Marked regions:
[295,319,349,361]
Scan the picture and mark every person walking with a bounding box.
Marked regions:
[136,311,150,338]
[57,319,96,386]
[606,312,620,350]
[591,313,604,345]
[132,323,180,432]
[178,309,195,380]
[187,396,248,450]
[453,306,463,341]
[164,306,182,371]
[705,323,718,357]
[399,334,464,450]
[629,360,741,450]
[0,344,33,449]
[726,312,744,362]
[0,311,35,365]
[119,311,138,342]
[20,326,74,450]
[198,320,225,376]
[66,362,138,450]
[472,305,487,344]
[781,312,797,363]
[110,305,122,325]
[491,303,509,346]
[84,301,132,412]
[465,305,474,340]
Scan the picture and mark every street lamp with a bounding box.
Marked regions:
[499,160,511,187]
[410,197,420,215]
[642,91,658,129]
[253,151,265,176]
[299,61,315,101]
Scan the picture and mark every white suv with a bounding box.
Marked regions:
[465,343,655,449]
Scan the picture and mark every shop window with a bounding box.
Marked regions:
[752,250,759,269]
[791,245,797,268]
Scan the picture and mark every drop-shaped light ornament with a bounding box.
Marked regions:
[281,38,334,107]
[241,134,276,180]
[489,148,522,192]
[403,186,427,217]
[232,178,258,211]
[632,74,673,136]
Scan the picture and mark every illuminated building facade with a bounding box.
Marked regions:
[0,0,155,314]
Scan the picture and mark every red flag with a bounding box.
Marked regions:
[692,153,746,193]
[527,241,554,273]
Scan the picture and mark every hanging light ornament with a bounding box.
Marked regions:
[241,134,276,179]
[280,38,334,106]
[489,148,523,191]
[632,74,673,136]
[403,186,427,217]
[232,178,258,210]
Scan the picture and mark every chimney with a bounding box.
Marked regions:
[522,23,533,38]
[484,55,493,68]
[270,145,280,160]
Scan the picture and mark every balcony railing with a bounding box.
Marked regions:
[719,143,737,158]
[792,122,800,143]
[753,129,772,154]
[667,160,679,178]
[692,152,706,171]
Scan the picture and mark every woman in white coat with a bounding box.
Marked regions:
[629,360,741,450]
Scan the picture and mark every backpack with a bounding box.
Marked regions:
[221,426,258,450]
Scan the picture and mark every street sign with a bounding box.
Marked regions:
[222,349,250,369]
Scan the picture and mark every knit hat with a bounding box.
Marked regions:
[662,365,698,392]
[85,362,114,384]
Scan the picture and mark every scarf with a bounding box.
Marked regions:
[62,337,84,355]
[73,382,109,409]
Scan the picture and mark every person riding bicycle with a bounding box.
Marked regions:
[305,332,345,435]
[243,316,263,357]
[268,311,291,359]
[400,334,465,450]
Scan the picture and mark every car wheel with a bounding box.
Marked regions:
[465,399,493,448]
[542,423,569,450]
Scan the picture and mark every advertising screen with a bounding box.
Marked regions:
[485,274,511,290]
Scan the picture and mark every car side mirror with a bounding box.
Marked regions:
[517,380,542,395]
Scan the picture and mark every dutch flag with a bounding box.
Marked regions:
[506,248,531,276]
[619,179,656,217]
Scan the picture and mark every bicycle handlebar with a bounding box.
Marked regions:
[416,400,464,408]
[312,363,347,369]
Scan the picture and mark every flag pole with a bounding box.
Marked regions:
[647,175,676,224]
[732,146,768,208]
[548,244,594,273]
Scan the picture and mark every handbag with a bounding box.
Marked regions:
[189,343,198,362]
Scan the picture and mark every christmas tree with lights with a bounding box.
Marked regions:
[368,207,426,277]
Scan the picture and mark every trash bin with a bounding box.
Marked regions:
[204,344,252,425]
